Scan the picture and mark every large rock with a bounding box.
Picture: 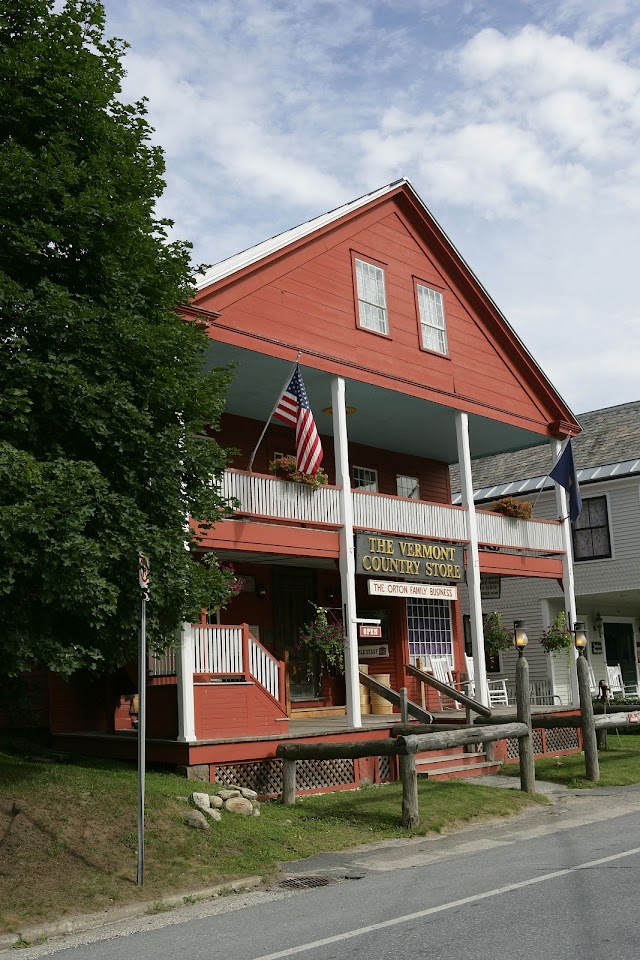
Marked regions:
[205,808,222,822]
[218,788,241,801]
[184,810,210,830]
[209,794,224,809]
[224,796,254,816]
[239,787,258,800]
[192,792,211,810]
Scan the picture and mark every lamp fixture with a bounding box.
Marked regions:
[513,620,528,656]
[593,611,603,637]
[256,583,267,600]
[573,621,588,654]
[322,406,357,417]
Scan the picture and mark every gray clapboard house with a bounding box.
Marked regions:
[451,401,640,704]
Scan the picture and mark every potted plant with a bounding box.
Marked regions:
[483,610,513,656]
[268,455,328,489]
[490,496,533,520]
[298,604,346,680]
[540,611,572,654]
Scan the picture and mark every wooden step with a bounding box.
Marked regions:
[418,760,502,781]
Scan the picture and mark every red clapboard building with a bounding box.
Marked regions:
[47,179,583,791]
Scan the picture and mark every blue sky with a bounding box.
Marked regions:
[101,0,640,416]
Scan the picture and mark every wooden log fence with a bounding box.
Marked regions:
[276,721,531,826]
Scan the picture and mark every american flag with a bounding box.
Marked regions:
[273,365,323,475]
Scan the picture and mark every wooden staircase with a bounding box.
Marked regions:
[415,745,502,781]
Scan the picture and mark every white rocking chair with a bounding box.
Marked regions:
[464,655,509,707]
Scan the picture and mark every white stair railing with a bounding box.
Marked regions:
[249,634,280,701]
[192,625,243,674]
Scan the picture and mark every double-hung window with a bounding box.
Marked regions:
[573,495,611,560]
[353,466,378,492]
[416,283,447,355]
[355,258,388,334]
[396,475,420,499]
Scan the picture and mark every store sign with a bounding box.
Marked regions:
[480,575,501,600]
[359,624,382,638]
[367,580,458,600]
[356,534,463,582]
[358,643,389,659]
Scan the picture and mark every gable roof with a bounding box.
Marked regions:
[451,401,640,501]
[195,178,580,440]
[196,180,409,289]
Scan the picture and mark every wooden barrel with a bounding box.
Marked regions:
[370,673,393,715]
[359,663,371,714]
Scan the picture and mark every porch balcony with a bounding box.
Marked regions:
[220,468,564,554]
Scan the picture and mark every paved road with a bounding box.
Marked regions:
[10,783,640,960]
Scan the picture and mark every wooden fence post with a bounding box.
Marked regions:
[577,654,600,781]
[400,687,409,724]
[282,758,296,805]
[399,753,419,829]
[516,653,536,794]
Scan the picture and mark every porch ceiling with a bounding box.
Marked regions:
[205,343,549,465]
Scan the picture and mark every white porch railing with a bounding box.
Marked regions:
[147,625,282,704]
[352,490,467,541]
[193,624,282,703]
[221,469,341,525]
[218,469,564,554]
[193,625,243,674]
[475,510,564,553]
[148,648,176,677]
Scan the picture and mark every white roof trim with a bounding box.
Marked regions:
[452,458,640,504]
[195,179,409,290]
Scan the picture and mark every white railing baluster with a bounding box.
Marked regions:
[219,470,564,555]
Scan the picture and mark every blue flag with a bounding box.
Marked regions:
[549,439,582,523]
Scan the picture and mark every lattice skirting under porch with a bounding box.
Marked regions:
[213,755,394,798]
[506,726,580,760]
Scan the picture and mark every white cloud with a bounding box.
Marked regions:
[100,0,640,411]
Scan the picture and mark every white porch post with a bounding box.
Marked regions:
[332,376,362,728]
[176,621,196,742]
[550,438,579,705]
[455,412,489,708]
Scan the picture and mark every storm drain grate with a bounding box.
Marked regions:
[279,876,332,890]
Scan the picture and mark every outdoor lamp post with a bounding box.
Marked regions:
[573,621,588,655]
[514,620,528,657]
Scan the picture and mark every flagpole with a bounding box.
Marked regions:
[530,434,573,518]
[247,352,302,472]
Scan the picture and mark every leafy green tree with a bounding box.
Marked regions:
[0,0,234,678]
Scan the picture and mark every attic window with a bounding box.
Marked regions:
[417,284,447,355]
[355,258,388,335]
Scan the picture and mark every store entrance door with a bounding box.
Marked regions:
[272,567,318,701]
[604,622,637,691]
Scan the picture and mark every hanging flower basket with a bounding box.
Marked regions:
[483,610,513,656]
[269,456,328,489]
[540,612,572,653]
[298,604,346,679]
[490,497,533,520]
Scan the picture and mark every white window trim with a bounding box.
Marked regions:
[355,258,388,335]
[416,282,448,356]
[353,465,378,492]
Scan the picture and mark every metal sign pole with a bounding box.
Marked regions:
[137,554,150,886]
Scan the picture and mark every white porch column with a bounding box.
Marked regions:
[455,412,489,708]
[550,438,579,705]
[332,376,362,728]
[176,621,196,742]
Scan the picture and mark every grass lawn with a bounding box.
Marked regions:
[503,733,640,789]
[0,747,544,935]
